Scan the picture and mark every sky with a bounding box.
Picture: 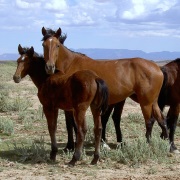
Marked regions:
[1,0,180,54]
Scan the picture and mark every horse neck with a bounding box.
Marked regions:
[28,57,48,89]
[57,44,93,74]
[55,44,75,73]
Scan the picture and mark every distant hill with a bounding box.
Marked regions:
[1,49,180,61]
[76,49,180,61]
[0,53,19,61]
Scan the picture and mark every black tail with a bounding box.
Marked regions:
[158,67,168,111]
[94,78,109,114]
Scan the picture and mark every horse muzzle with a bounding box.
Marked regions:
[13,75,21,83]
[45,63,55,75]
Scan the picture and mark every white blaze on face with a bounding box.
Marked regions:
[48,38,53,61]
[21,55,26,61]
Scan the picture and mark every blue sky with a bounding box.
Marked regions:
[1,0,180,54]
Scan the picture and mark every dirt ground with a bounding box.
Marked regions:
[0,77,180,180]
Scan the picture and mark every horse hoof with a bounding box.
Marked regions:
[68,160,76,167]
[63,147,74,153]
[50,155,56,161]
[101,142,111,150]
[172,149,180,154]
[91,154,99,165]
[90,159,98,165]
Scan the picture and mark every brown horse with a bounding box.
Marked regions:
[41,27,169,147]
[41,28,123,150]
[13,45,109,166]
[157,59,180,153]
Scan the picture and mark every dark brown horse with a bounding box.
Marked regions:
[157,59,180,153]
[13,45,109,166]
[41,27,169,148]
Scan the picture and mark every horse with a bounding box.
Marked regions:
[41,27,169,149]
[42,28,123,151]
[157,59,180,153]
[13,44,109,166]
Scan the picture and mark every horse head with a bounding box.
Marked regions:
[42,27,62,75]
[13,44,34,83]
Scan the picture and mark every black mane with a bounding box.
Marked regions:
[20,47,42,58]
[41,28,86,57]
[41,28,67,44]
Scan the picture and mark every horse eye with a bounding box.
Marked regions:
[57,44,60,48]
[42,43,44,47]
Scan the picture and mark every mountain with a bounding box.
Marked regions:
[76,49,180,61]
[1,49,180,61]
[0,53,19,61]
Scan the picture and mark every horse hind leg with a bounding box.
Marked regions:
[152,102,168,139]
[64,110,77,151]
[140,103,156,143]
[112,100,126,143]
[166,105,180,153]
[90,107,102,165]
[101,104,114,142]
[68,109,87,166]
[43,106,58,161]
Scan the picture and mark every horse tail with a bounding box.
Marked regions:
[158,67,168,111]
[94,78,109,115]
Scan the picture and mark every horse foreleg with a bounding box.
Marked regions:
[69,109,87,166]
[166,105,179,153]
[64,110,77,151]
[91,108,102,165]
[112,101,125,143]
[43,106,58,161]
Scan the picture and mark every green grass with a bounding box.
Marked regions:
[0,116,14,135]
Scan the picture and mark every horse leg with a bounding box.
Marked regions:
[64,110,77,151]
[152,102,168,139]
[112,100,126,143]
[166,105,179,153]
[68,109,87,166]
[91,108,102,165]
[140,103,156,143]
[101,105,114,142]
[43,106,58,161]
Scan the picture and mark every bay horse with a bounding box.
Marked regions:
[13,44,109,166]
[41,27,169,148]
[42,28,123,151]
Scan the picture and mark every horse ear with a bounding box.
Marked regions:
[18,44,23,55]
[42,27,47,36]
[54,28,62,38]
[27,46,34,57]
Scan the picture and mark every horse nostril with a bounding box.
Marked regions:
[13,75,21,83]
[45,63,55,74]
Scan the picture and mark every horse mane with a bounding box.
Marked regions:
[41,28,67,44]
[19,47,42,58]
[42,28,86,57]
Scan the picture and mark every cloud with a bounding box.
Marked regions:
[0,0,180,40]
[15,0,40,9]
[44,0,68,11]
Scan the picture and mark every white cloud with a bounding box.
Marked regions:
[15,0,40,9]
[44,0,67,11]
[0,0,179,39]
